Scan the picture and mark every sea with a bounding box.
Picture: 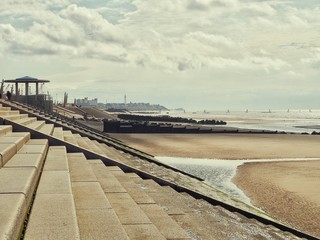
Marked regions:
[168,109,320,133]
[156,109,320,206]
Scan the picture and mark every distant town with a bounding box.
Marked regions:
[74,96,168,111]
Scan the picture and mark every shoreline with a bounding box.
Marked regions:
[233,161,320,238]
[112,133,320,237]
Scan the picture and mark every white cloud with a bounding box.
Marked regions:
[0,0,320,109]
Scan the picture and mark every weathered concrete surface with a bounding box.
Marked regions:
[43,147,68,171]
[106,192,151,225]
[4,153,43,176]
[0,125,12,136]
[76,208,129,240]
[0,143,17,167]
[36,171,71,194]
[0,194,26,240]
[72,182,112,209]
[25,194,80,240]
[68,154,97,182]
[139,204,190,240]
[0,168,37,204]
[123,224,166,240]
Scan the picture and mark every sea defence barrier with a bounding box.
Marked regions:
[117,114,227,125]
[103,119,286,134]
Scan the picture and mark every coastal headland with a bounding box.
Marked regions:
[111,133,320,237]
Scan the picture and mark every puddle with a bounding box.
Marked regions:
[156,156,320,206]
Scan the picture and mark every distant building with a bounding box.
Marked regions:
[76,97,98,106]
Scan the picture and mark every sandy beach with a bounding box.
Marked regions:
[112,133,320,237]
[112,133,320,159]
[234,161,320,238]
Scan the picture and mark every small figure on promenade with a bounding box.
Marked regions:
[0,93,2,99]
[6,91,12,101]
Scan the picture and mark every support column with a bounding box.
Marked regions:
[35,82,39,100]
[25,82,29,96]
[15,82,18,96]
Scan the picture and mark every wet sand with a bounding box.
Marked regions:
[112,133,320,237]
[111,133,320,159]
[234,161,320,238]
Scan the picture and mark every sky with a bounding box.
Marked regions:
[0,0,320,111]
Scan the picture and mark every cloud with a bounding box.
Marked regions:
[1,0,320,109]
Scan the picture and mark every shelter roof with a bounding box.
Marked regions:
[4,76,50,83]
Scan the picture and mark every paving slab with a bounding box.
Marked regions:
[106,192,151,225]
[24,194,80,240]
[68,154,97,182]
[76,208,129,240]
[146,190,186,216]
[0,194,26,240]
[72,182,112,209]
[0,168,37,205]
[43,148,69,171]
[91,164,126,193]
[123,224,166,240]
[37,171,71,194]
[140,204,190,239]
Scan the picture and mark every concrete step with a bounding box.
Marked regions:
[38,124,54,135]
[26,120,46,130]
[63,131,78,146]
[82,137,104,155]
[0,132,30,167]
[0,125,12,137]
[133,178,187,216]
[14,117,37,125]
[0,164,38,204]
[0,110,20,115]
[90,162,175,239]
[90,140,106,155]
[108,167,190,239]
[18,139,49,155]
[73,134,90,149]
[68,153,129,239]
[43,146,69,171]
[2,114,28,120]
[0,139,43,240]
[67,153,97,182]
[25,145,80,239]
[0,107,11,111]
[52,127,64,140]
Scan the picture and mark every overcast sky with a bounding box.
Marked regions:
[1,0,319,110]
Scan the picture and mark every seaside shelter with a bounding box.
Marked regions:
[3,76,53,112]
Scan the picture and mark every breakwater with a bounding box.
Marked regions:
[103,120,287,134]
[117,114,227,125]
